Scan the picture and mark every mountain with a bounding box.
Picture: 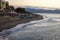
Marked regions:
[25,6,60,13]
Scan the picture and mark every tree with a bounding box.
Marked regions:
[15,7,25,13]
[9,6,15,12]
[6,2,9,7]
[6,2,15,12]
[5,2,10,12]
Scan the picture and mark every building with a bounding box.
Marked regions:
[0,0,6,12]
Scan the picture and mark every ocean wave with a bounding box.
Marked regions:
[0,15,57,37]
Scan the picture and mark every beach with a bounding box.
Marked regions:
[0,14,43,32]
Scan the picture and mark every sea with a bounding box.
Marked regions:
[0,13,60,40]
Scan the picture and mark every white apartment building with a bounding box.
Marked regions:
[0,0,6,11]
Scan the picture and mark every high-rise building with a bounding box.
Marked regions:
[0,0,6,11]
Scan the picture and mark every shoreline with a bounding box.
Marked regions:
[0,14,43,32]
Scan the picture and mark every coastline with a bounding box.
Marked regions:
[0,14,43,32]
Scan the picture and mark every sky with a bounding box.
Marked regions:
[5,0,60,9]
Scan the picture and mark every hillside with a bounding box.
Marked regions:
[25,6,60,13]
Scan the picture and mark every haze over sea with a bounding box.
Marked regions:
[8,13,60,40]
